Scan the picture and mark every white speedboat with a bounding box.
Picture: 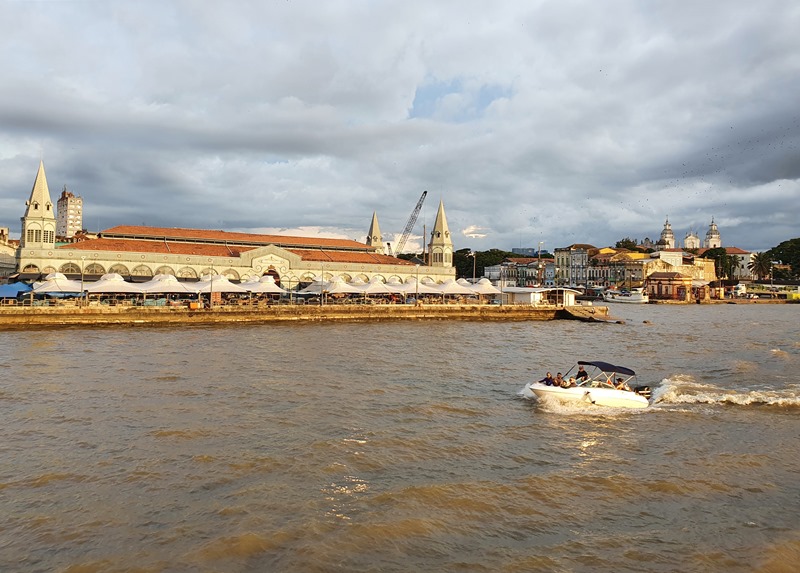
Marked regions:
[603,287,649,304]
[522,361,651,409]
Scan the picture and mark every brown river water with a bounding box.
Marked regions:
[1,304,799,572]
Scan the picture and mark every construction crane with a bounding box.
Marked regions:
[389,190,427,257]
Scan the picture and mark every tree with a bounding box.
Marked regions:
[765,238,800,279]
[453,248,517,280]
[748,252,773,280]
[615,237,639,251]
[703,247,737,280]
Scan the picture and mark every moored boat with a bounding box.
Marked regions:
[603,287,649,304]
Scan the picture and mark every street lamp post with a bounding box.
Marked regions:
[537,242,544,286]
[319,263,325,306]
[468,251,476,284]
[415,264,420,302]
[80,256,86,307]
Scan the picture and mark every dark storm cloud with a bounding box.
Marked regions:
[0,0,797,254]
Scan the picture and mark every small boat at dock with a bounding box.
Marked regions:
[603,287,649,304]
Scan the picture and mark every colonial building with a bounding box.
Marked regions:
[696,246,753,280]
[0,227,16,277]
[15,162,456,287]
[554,244,595,286]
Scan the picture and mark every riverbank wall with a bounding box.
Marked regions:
[0,303,606,329]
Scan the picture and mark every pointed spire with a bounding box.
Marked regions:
[431,200,451,240]
[428,200,453,267]
[366,211,385,254]
[20,160,57,248]
[24,160,55,219]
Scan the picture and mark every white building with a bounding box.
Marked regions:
[56,186,83,238]
[15,162,457,287]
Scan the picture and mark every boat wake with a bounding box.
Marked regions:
[654,377,800,408]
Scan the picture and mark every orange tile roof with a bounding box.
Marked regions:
[290,249,414,266]
[59,237,415,266]
[506,257,538,264]
[696,247,750,255]
[101,225,371,251]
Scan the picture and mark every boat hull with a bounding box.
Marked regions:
[526,382,649,409]
[603,289,649,304]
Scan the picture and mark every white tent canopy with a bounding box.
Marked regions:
[194,274,249,293]
[85,273,144,294]
[324,277,363,294]
[358,277,404,295]
[138,274,200,294]
[470,278,502,295]
[436,279,476,295]
[397,278,442,295]
[31,272,85,294]
[240,275,288,294]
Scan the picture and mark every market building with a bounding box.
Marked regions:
[15,161,456,287]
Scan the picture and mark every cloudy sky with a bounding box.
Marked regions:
[1,1,798,253]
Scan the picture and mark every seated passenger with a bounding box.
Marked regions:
[554,373,565,387]
[615,377,631,391]
[538,372,555,386]
[563,376,577,388]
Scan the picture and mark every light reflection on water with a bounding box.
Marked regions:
[0,304,798,572]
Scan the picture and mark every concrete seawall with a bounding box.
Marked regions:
[0,303,609,329]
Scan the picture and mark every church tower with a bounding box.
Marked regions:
[365,211,385,255]
[704,218,721,249]
[427,200,453,267]
[684,230,700,250]
[657,217,675,250]
[20,160,56,249]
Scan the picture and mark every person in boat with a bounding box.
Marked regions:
[538,372,555,386]
[562,376,577,388]
[615,377,631,391]
[575,365,589,382]
[555,373,565,387]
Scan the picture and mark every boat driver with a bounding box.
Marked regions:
[575,365,589,382]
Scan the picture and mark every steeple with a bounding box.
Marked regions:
[658,216,675,250]
[704,217,721,249]
[427,200,453,267]
[366,211,385,255]
[20,160,57,249]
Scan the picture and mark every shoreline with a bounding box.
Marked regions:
[0,303,579,329]
[0,298,791,329]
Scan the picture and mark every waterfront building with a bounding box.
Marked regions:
[0,227,16,278]
[645,249,716,283]
[645,271,699,302]
[14,162,456,287]
[554,244,595,286]
[56,186,83,238]
[483,257,557,288]
[696,246,753,280]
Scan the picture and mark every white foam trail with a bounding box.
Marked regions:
[655,377,800,407]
